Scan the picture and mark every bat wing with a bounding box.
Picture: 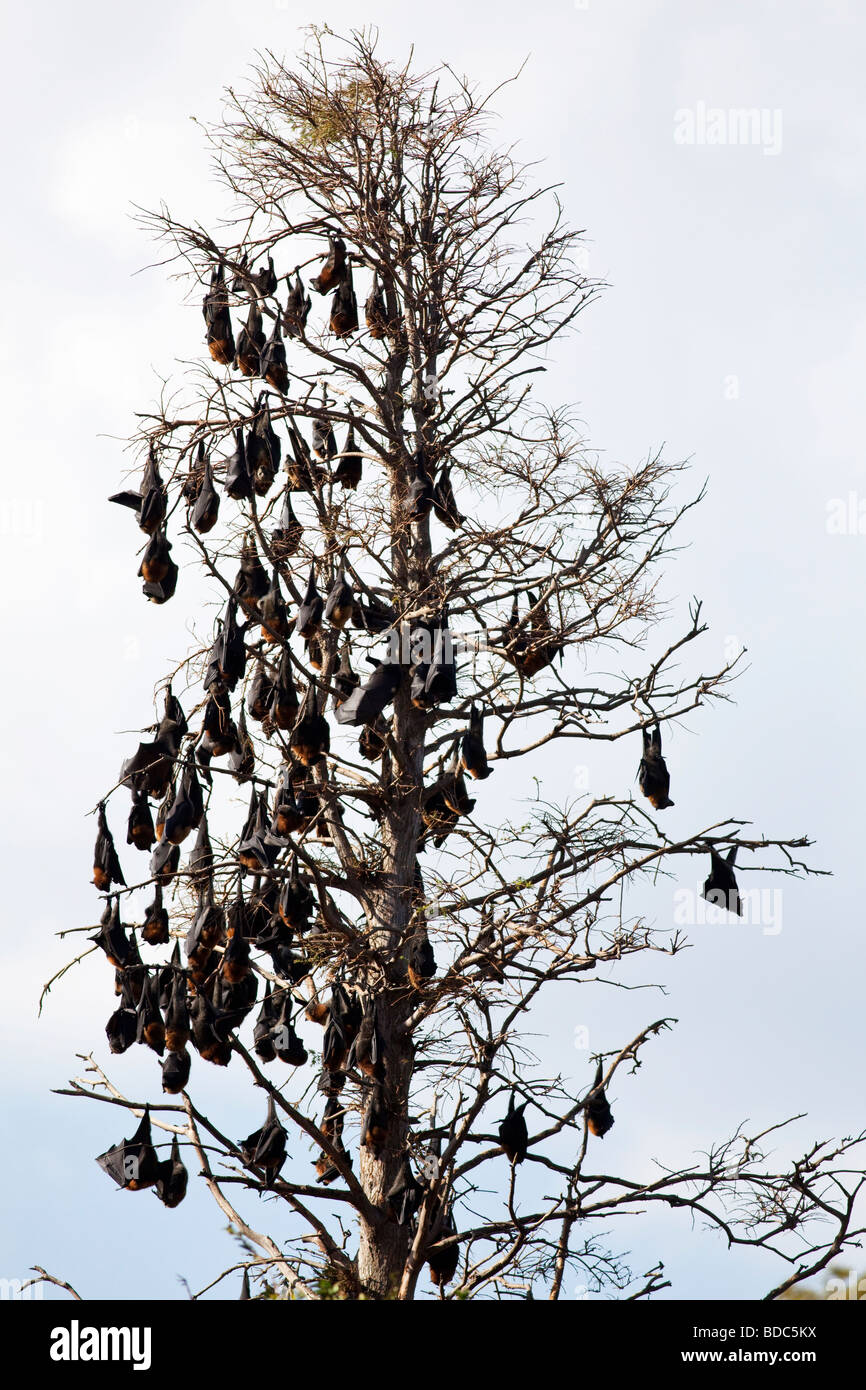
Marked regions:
[108,491,142,512]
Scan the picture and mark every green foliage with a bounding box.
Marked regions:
[293,80,380,148]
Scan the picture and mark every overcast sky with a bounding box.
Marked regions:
[2,0,864,1301]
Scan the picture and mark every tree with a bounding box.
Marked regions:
[54,28,866,1301]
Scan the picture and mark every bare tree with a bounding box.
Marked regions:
[55,28,866,1301]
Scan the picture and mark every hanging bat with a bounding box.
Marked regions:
[315,1097,351,1185]
[386,1157,424,1226]
[329,261,358,337]
[332,645,359,708]
[501,592,528,668]
[294,563,324,639]
[191,453,220,533]
[637,724,674,810]
[271,770,305,837]
[310,235,347,294]
[271,489,303,559]
[334,659,401,727]
[306,989,330,1026]
[419,760,476,850]
[158,940,182,1011]
[93,804,125,891]
[323,570,354,629]
[204,597,245,692]
[329,982,363,1049]
[273,995,308,1066]
[703,847,742,916]
[127,789,155,852]
[162,762,204,844]
[154,1133,188,1207]
[135,971,165,1055]
[237,788,281,872]
[201,688,238,758]
[358,713,388,762]
[290,685,330,766]
[222,894,251,984]
[234,534,269,613]
[212,969,258,1032]
[515,595,562,677]
[348,1002,383,1079]
[322,1005,350,1072]
[286,420,325,491]
[442,756,475,817]
[247,878,278,937]
[418,785,458,850]
[230,253,250,294]
[254,982,279,1063]
[185,885,226,966]
[427,1209,460,1288]
[248,396,282,495]
[164,970,190,1054]
[258,919,300,982]
[246,661,275,722]
[109,445,166,535]
[154,781,172,841]
[405,447,435,521]
[304,632,323,671]
[409,656,430,709]
[461,704,492,779]
[96,1107,159,1190]
[142,552,178,605]
[350,594,396,634]
[365,273,389,338]
[422,619,458,705]
[320,1095,344,1145]
[311,415,338,467]
[138,526,172,586]
[239,1097,287,1184]
[234,299,265,376]
[334,421,363,490]
[182,440,207,504]
[188,987,232,1066]
[585,1060,614,1138]
[150,837,180,884]
[498,1093,529,1164]
[202,265,235,364]
[315,1152,351,1186]
[278,857,314,930]
[260,318,289,394]
[119,687,186,798]
[432,466,464,531]
[110,925,143,993]
[105,1004,138,1055]
[142,885,170,946]
[283,270,311,337]
[295,782,320,822]
[250,255,278,297]
[407,931,436,990]
[360,1082,389,1155]
[224,428,252,501]
[260,567,289,643]
[229,707,255,784]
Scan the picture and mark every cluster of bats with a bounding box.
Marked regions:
[89,233,743,1275]
[109,238,464,606]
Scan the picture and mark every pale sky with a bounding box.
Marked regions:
[2,0,864,1300]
